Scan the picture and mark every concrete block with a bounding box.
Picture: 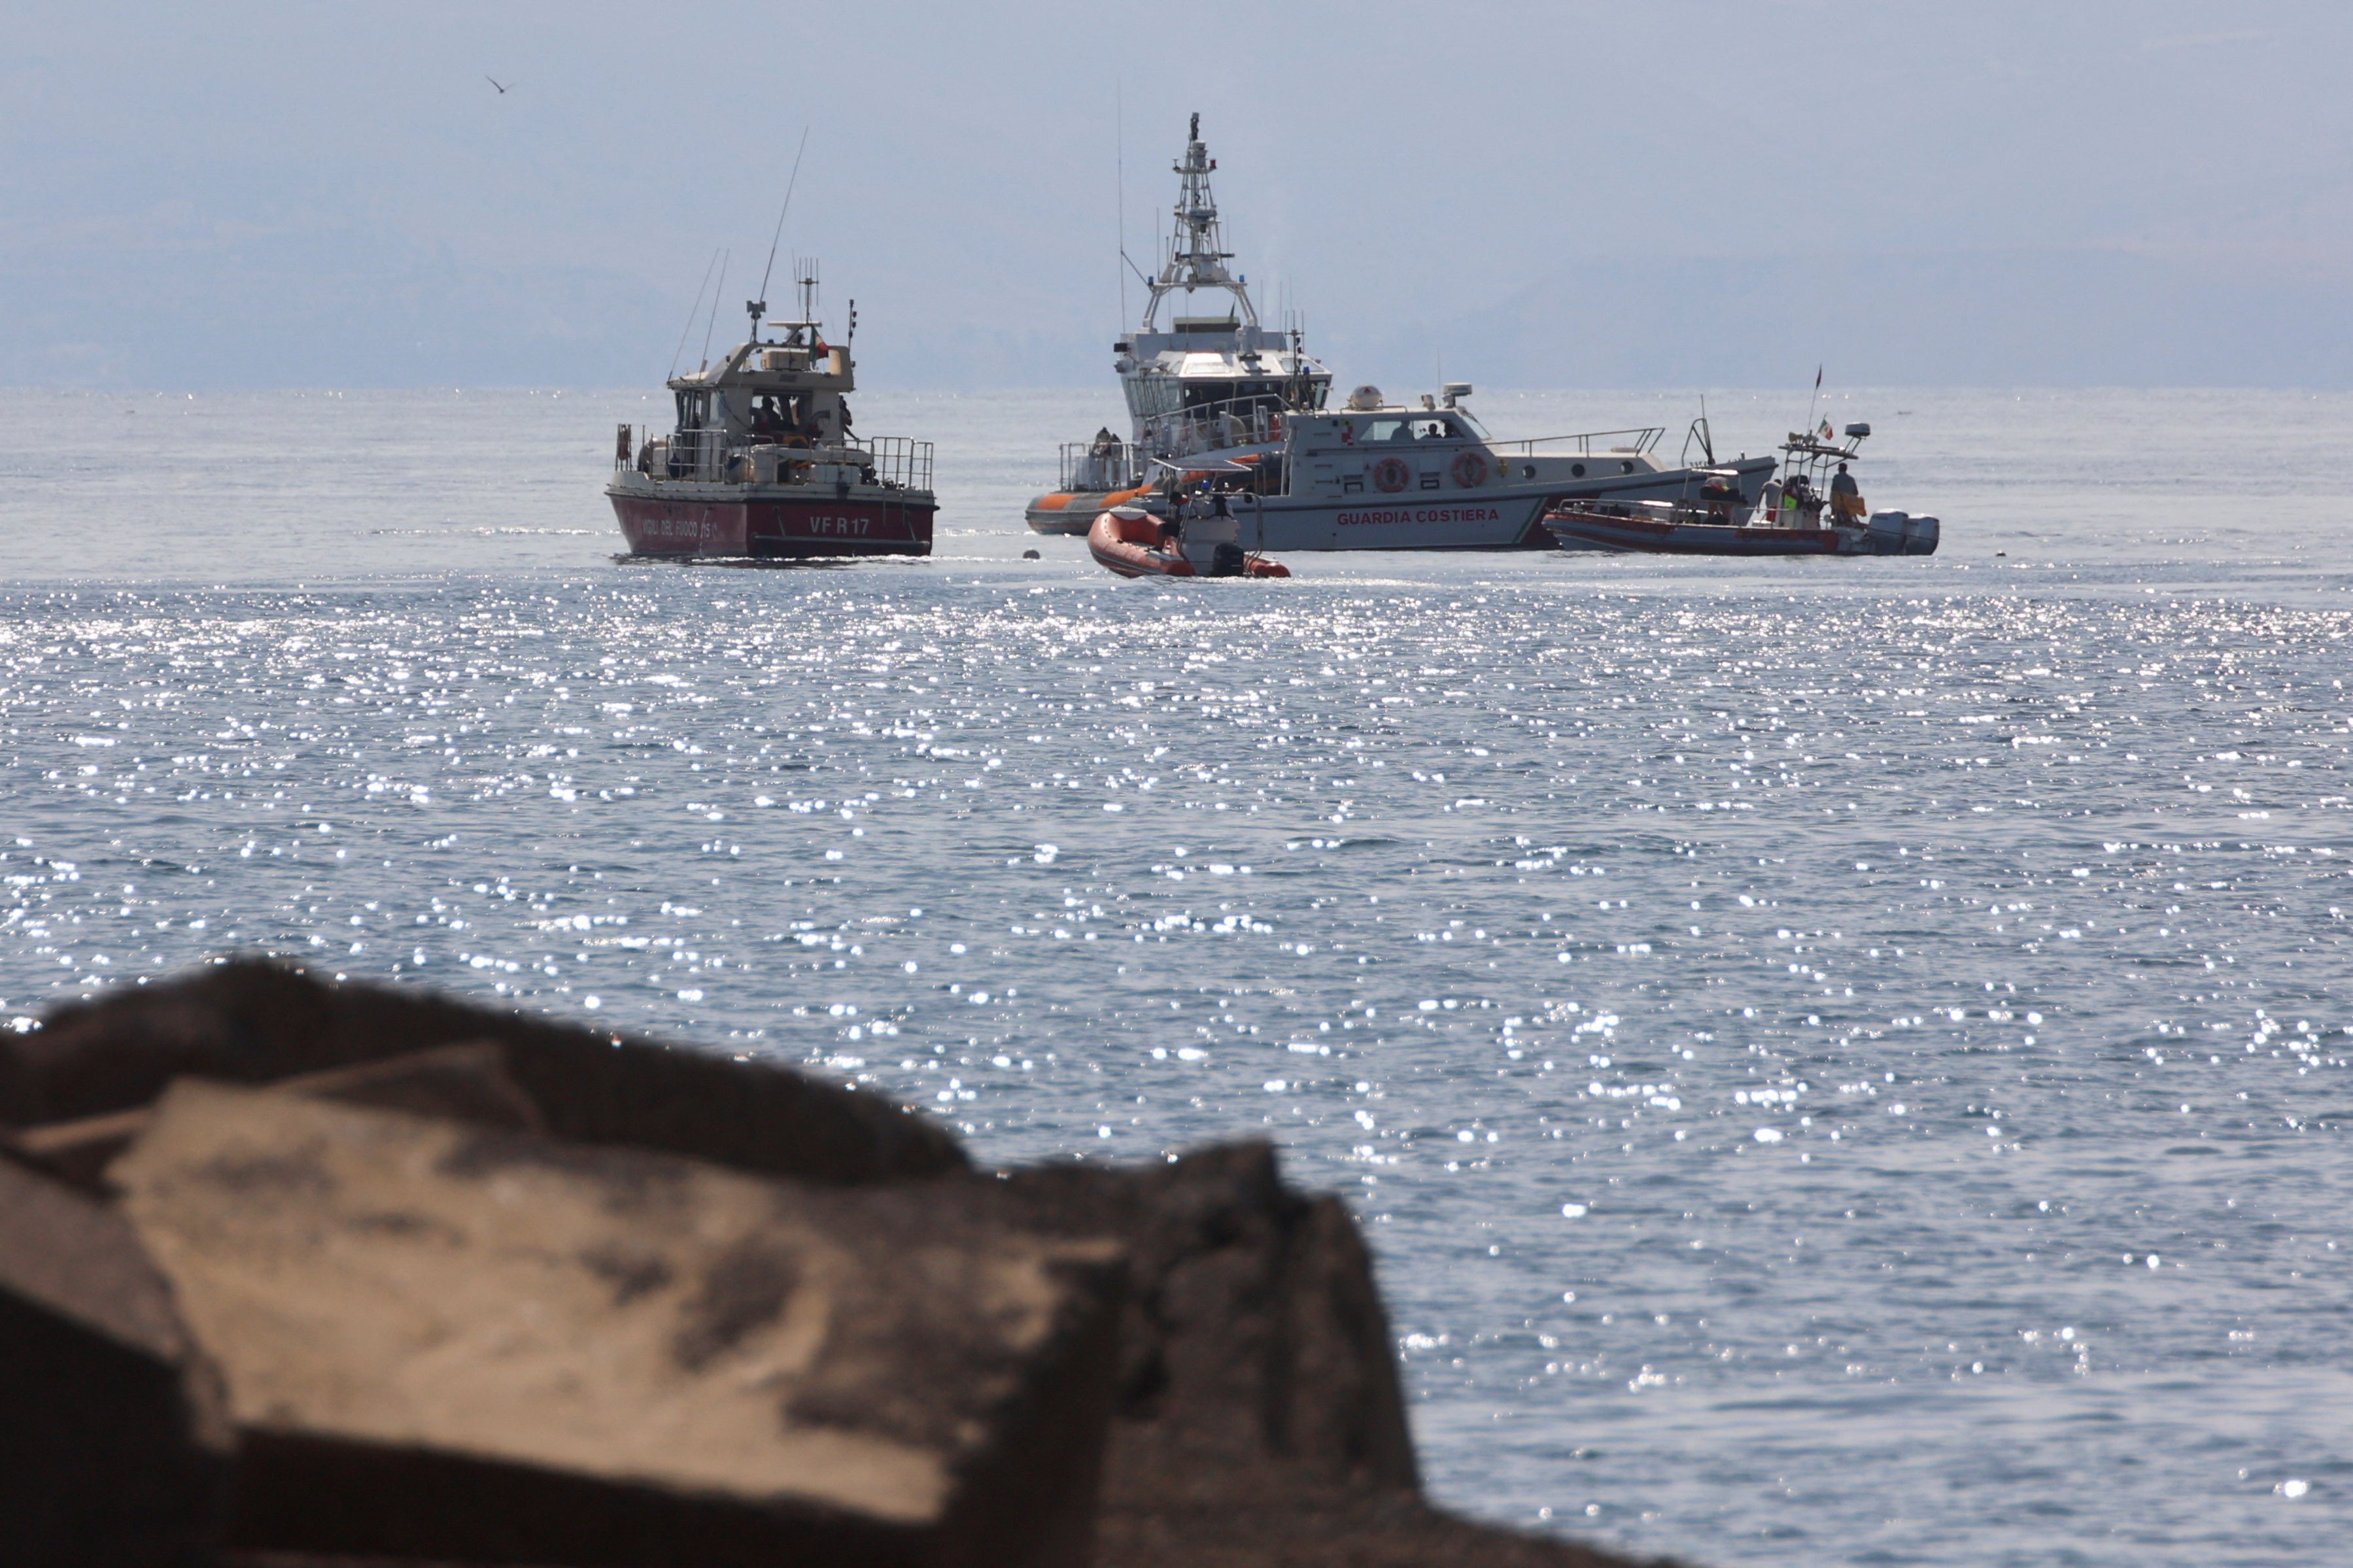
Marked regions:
[0,1156,231,1567]
[6,957,967,1184]
[113,1081,1122,1568]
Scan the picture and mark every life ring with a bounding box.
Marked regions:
[1451,449,1489,488]
[1373,456,1411,494]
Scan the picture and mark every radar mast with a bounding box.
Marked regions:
[1140,112,1258,333]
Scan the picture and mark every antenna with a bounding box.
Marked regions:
[1116,84,1128,328]
[796,260,820,331]
[1802,363,1823,439]
[753,126,811,329]
[669,247,723,379]
[698,250,729,370]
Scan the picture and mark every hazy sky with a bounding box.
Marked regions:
[8,1,2350,390]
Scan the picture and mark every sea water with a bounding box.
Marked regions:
[4,386,2349,1566]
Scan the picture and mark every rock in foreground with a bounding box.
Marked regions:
[0,960,1675,1568]
[118,1080,1120,1568]
[5,957,965,1184]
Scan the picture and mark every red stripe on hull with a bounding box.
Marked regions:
[611,494,935,558]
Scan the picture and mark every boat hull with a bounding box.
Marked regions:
[1046,454,1777,552]
[1086,509,1288,579]
[1027,487,1150,535]
[609,486,935,558]
[1547,513,1843,555]
[1544,506,1939,556]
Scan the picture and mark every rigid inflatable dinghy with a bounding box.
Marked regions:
[1087,505,1290,579]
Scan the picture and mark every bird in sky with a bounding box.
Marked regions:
[485,76,513,94]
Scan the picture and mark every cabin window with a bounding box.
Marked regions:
[1129,377,1182,418]
[1181,379,1288,415]
[747,393,810,437]
[1364,420,1418,443]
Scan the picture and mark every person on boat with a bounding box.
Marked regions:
[1781,475,1812,527]
[1156,482,1199,554]
[1700,473,1739,524]
[749,394,789,441]
[1830,462,1866,526]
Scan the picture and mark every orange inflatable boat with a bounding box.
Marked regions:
[1086,506,1290,579]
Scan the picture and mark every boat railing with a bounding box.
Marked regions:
[1134,392,1301,467]
[1058,439,1141,492]
[612,424,932,491]
[856,435,934,492]
[1489,426,1666,458]
[612,422,730,482]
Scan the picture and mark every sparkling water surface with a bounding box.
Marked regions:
[5,386,2351,1565]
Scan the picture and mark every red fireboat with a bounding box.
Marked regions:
[607,267,935,558]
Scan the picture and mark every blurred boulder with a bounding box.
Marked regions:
[0,1156,232,1567]
[5,1039,540,1193]
[112,1081,1122,1568]
[4,957,964,1184]
[981,1142,1415,1493]
[1,960,1677,1568]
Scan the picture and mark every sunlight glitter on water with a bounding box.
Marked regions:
[7,386,2353,1566]
[7,572,2350,1565]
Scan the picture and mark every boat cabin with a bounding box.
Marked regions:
[1057,114,1332,492]
[614,271,931,496]
[1273,390,1668,501]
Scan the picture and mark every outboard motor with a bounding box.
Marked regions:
[1210,542,1248,577]
[1902,515,1940,555]
[1864,511,1909,555]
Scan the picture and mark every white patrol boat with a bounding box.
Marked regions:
[1180,392,1776,553]
[608,267,935,559]
[1025,113,1331,534]
[1028,114,1776,550]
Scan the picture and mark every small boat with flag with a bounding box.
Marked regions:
[1543,421,1938,557]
